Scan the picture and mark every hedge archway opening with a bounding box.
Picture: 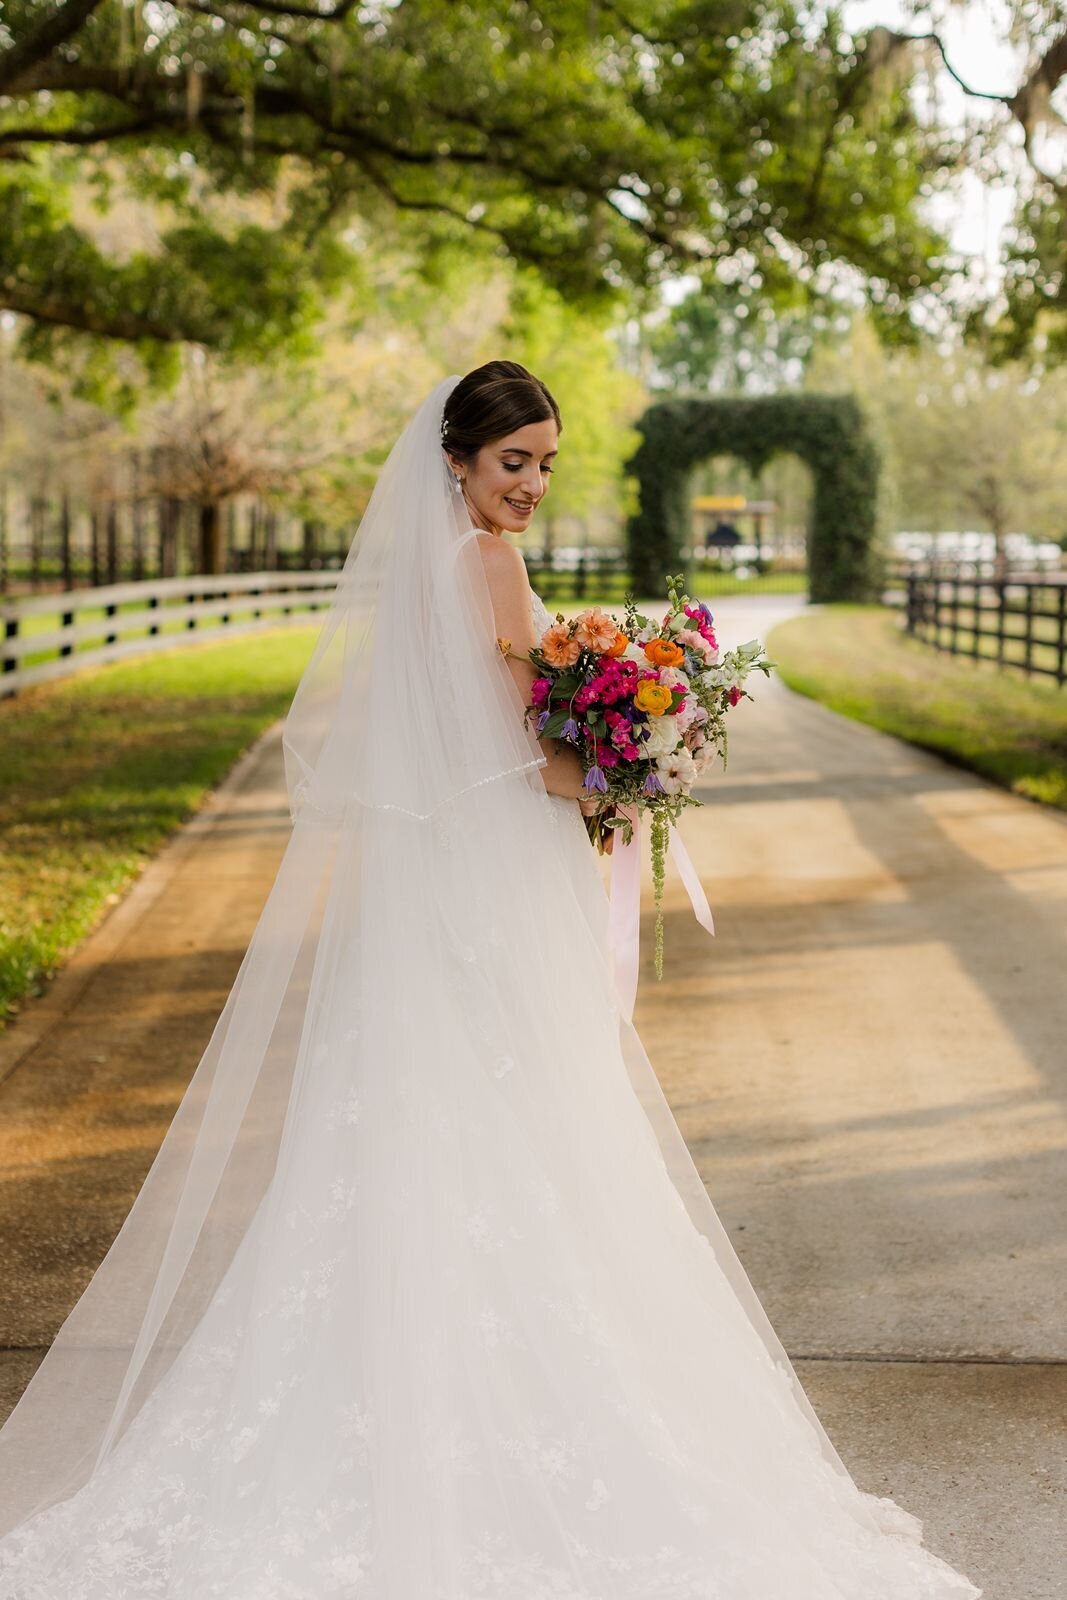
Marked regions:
[625,394,880,603]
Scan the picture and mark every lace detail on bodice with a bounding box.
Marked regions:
[529,587,553,639]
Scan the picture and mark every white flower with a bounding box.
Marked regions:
[622,641,648,665]
[657,665,690,689]
[656,748,697,794]
[642,717,682,759]
[675,697,705,732]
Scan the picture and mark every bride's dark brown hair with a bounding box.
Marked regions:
[441,360,561,465]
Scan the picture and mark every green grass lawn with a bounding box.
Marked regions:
[0,628,318,1029]
[767,604,1067,812]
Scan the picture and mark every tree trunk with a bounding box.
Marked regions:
[225,500,238,573]
[29,494,45,591]
[302,517,318,568]
[106,501,119,584]
[199,501,224,574]
[264,506,278,570]
[60,493,73,589]
[159,496,179,577]
[132,453,146,581]
[0,480,9,596]
[249,499,261,569]
[90,504,102,587]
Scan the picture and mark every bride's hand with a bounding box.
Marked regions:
[577,797,615,854]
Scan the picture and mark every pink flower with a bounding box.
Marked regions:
[676,628,714,660]
[728,685,742,706]
[684,606,717,649]
[676,698,706,733]
[530,677,552,707]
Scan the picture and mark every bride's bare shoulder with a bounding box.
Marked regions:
[472,532,530,593]
[470,529,526,569]
[472,533,535,638]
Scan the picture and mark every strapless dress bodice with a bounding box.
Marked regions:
[529,587,553,638]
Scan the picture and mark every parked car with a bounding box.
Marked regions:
[891,531,1063,571]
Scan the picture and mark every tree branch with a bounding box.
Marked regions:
[0,281,190,342]
[892,28,1014,104]
[882,23,1067,199]
[0,114,178,149]
[0,0,108,94]
[1008,27,1067,152]
[801,57,871,231]
[173,0,358,17]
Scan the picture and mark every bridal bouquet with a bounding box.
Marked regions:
[522,574,774,976]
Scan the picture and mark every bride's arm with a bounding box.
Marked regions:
[475,533,588,802]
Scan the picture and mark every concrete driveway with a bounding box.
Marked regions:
[635,595,1066,1599]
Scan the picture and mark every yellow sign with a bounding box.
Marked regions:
[691,495,747,511]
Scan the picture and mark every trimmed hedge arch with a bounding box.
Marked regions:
[625,394,881,603]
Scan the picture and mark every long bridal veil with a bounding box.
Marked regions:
[0,374,549,1526]
[0,375,976,1598]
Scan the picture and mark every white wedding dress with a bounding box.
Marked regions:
[0,585,981,1599]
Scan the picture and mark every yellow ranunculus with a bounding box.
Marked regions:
[634,681,673,716]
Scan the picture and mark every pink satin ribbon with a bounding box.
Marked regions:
[608,802,715,1023]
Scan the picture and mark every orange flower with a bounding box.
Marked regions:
[541,622,582,668]
[604,629,629,657]
[643,637,685,668]
[574,606,622,654]
[634,680,673,716]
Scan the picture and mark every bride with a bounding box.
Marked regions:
[0,363,981,1598]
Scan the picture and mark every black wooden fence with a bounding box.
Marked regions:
[904,567,1067,686]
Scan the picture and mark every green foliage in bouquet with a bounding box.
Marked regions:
[523,572,775,979]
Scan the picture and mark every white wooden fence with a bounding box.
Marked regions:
[1,572,338,698]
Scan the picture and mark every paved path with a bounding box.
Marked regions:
[649,596,1067,1598]
[0,599,1063,1596]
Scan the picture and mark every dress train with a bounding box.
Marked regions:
[0,589,981,1599]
